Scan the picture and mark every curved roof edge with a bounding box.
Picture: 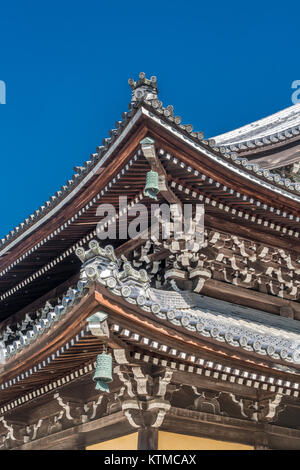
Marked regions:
[2,241,300,374]
[213,101,300,147]
[1,74,300,258]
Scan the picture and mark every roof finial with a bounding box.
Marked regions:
[128,72,158,104]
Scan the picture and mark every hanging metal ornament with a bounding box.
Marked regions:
[93,347,113,392]
[144,170,160,200]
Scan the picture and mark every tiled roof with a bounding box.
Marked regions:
[213,102,300,148]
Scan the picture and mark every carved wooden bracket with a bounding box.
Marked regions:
[113,348,173,429]
[230,393,285,423]
[0,417,27,449]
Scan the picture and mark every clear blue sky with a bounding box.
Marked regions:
[0,0,299,238]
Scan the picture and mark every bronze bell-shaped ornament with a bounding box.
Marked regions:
[144,170,159,200]
[93,352,113,392]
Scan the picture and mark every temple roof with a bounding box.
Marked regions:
[1,74,300,255]
[0,73,300,323]
[213,102,300,148]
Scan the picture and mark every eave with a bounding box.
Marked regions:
[1,282,300,412]
[141,105,300,209]
[0,102,299,321]
[213,101,300,155]
[1,100,299,260]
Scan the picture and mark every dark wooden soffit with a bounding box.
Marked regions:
[238,134,300,161]
[0,121,149,274]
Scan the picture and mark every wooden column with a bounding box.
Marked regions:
[253,428,269,450]
[137,428,158,450]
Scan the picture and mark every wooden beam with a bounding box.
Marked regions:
[202,278,300,318]
[205,214,300,255]
[141,139,181,205]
